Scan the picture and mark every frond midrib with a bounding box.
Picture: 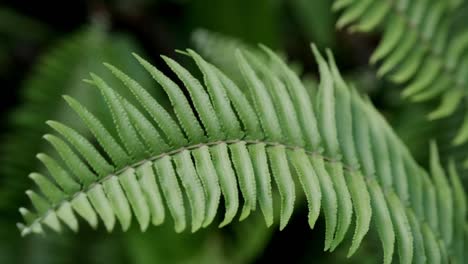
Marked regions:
[22,139,314,231]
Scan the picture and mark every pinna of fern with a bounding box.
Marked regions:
[17,44,466,264]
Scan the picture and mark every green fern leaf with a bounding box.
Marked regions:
[17,45,466,264]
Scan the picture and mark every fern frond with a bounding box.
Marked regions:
[334,0,468,145]
[18,45,466,263]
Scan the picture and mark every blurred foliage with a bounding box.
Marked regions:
[191,29,312,89]
[0,8,51,42]
[0,21,154,219]
[0,0,466,263]
[187,0,281,47]
[288,0,336,49]
[0,8,52,84]
[125,212,274,264]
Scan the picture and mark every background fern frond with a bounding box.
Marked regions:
[191,29,308,85]
[0,22,153,218]
[0,8,52,43]
[333,0,468,148]
[17,45,467,263]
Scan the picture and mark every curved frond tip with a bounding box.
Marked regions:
[18,44,466,263]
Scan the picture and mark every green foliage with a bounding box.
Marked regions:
[17,45,466,263]
[334,0,468,147]
[0,23,152,217]
[2,2,467,263]
[289,0,336,48]
[191,29,311,88]
[0,8,52,77]
[187,0,281,47]
[0,8,51,42]
[125,212,274,264]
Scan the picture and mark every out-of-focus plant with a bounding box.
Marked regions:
[0,21,154,217]
[289,0,336,49]
[334,0,468,167]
